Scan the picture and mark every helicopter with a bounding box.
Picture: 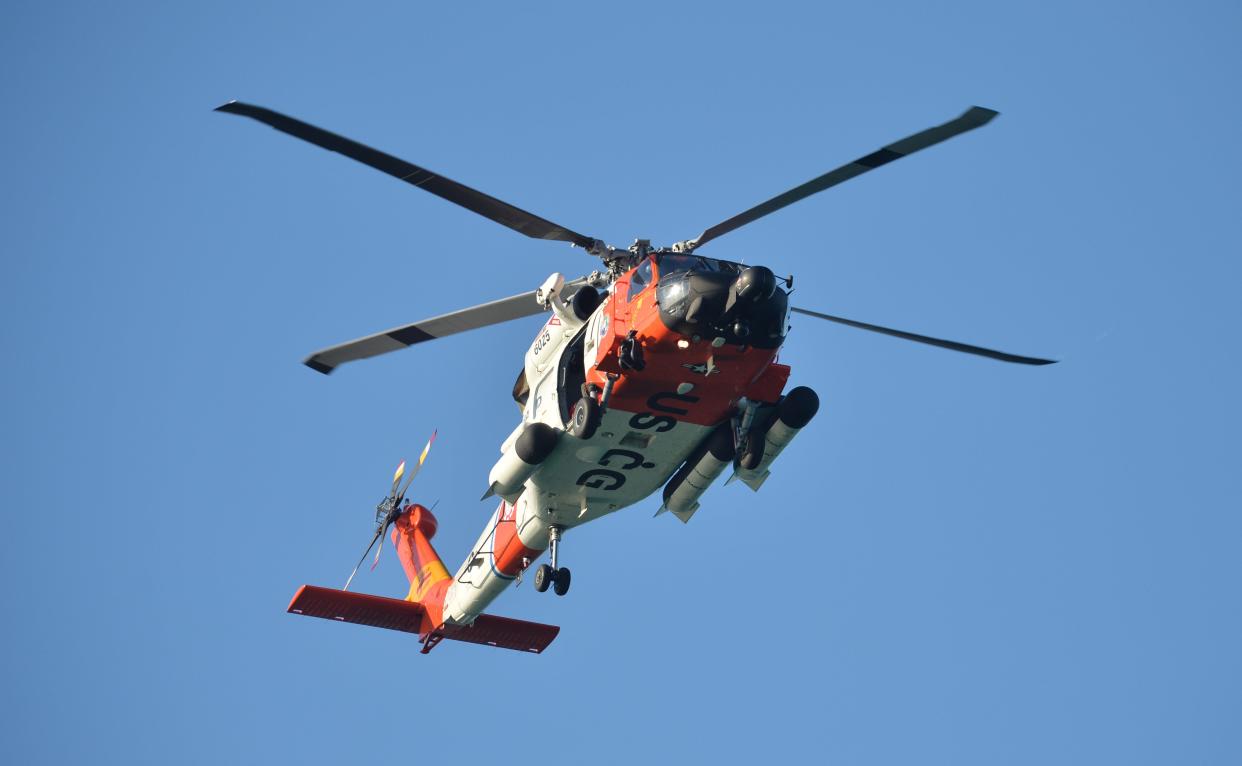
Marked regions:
[218,101,1055,654]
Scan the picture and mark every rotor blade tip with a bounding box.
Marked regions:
[965,106,1000,123]
[304,358,335,375]
[214,100,242,113]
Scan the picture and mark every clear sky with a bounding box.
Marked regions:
[3,1,1239,763]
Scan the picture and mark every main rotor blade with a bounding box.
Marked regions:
[685,106,999,251]
[303,278,591,374]
[215,101,599,249]
[790,306,1056,366]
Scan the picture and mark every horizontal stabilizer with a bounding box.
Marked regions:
[287,585,559,654]
[288,584,426,633]
[437,615,560,654]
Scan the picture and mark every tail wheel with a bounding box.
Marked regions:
[569,396,600,440]
[533,564,553,593]
[553,567,571,596]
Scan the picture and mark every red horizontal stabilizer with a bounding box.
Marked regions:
[436,614,560,654]
[287,585,560,654]
[287,585,426,633]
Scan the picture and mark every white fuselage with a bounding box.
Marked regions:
[441,276,714,623]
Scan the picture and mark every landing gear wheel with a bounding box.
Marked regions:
[569,396,600,440]
[552,567,571,596]
[533,563,553,593]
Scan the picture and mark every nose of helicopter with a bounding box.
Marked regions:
[659,261,789,347]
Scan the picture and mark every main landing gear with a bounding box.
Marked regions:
[533,525,571,596]
[568,395,601,440]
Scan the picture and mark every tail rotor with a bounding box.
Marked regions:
[343,430,437,591]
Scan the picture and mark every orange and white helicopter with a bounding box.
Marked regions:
[219,102,1054,654]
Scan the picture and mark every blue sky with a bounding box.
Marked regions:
[3,1,1240,763]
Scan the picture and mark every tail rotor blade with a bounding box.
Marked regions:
[390,459,407,497]
[397,430,437,499]
[369,529,387,572]
[344,528,383,591]
[368,507,403,572]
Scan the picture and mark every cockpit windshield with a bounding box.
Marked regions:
[655,253,743,278]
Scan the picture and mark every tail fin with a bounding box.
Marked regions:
[390,504,451,611]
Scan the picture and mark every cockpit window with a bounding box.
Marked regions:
[627,258,654,301]
[655,253,742,277]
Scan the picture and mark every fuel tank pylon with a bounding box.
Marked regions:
[733,386,820,491]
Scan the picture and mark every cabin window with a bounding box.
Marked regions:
[512,368,530,410]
